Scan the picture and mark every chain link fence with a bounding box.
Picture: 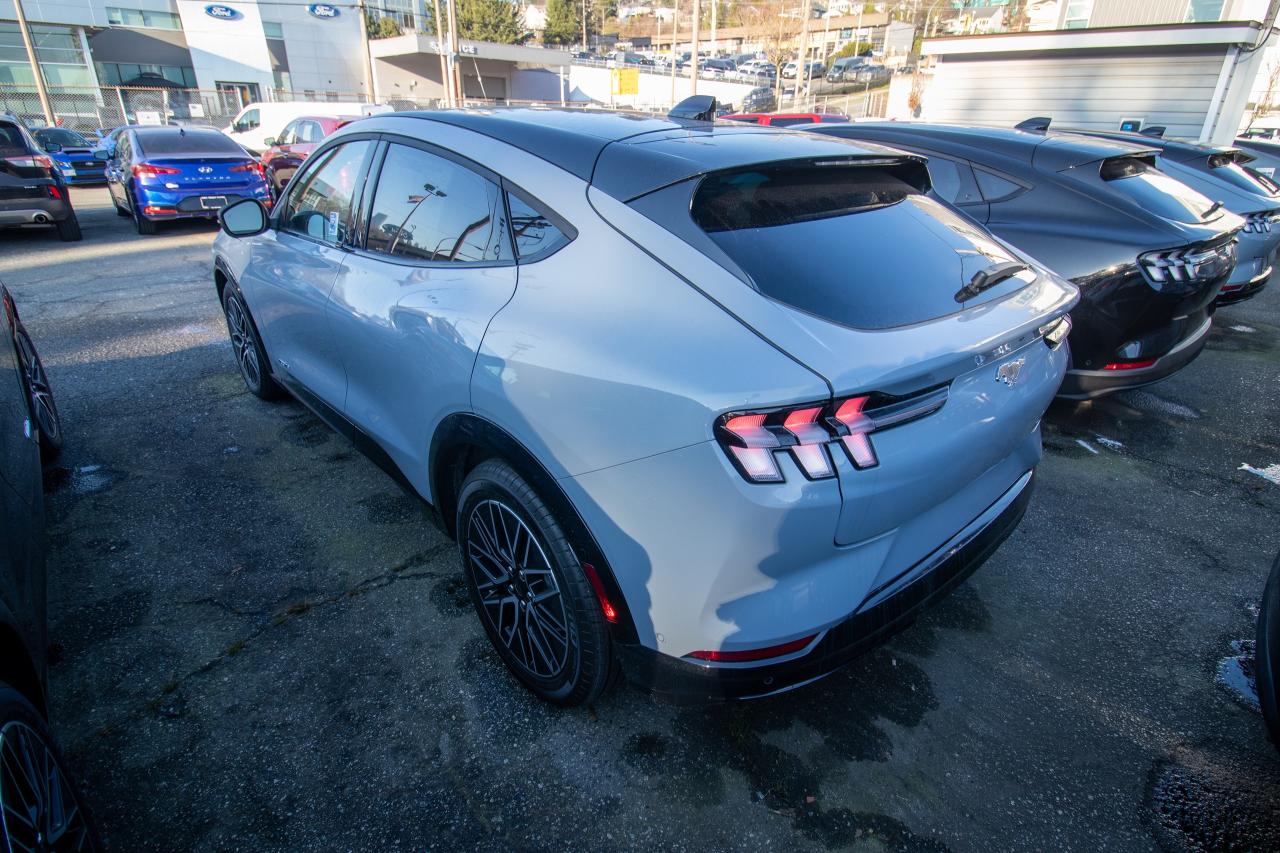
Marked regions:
[0,85,375,135]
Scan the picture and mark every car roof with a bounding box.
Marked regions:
[376,108,907,199]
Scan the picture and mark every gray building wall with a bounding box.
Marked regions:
[922,47,1228,139]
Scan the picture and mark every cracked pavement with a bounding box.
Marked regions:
[2,187,1279,851]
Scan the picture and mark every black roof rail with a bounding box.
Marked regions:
[1015,116,1052,133]
[1139,125,1166,138]
[669,95,719,122]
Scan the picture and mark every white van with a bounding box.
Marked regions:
[224,102,391,153]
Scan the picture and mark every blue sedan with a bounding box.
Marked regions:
[101,126,271,235]
[31,127,108,184]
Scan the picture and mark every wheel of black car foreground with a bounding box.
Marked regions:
[457,459,614,706]
[221,291,280,400]
[14,325,62,461]
[0,685,101,853]
[54,216,81,243]
[1257,551,1280,753]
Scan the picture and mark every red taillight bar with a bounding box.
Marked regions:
[832,396,877,469]
[687,633,818,663]
[230,161,264,175]
[132,163,181,177]
[1101,358,1157,371]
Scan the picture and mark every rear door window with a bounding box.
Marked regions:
[507,190,572,260]
[974,168,1026,202]
[692,163,1025,329]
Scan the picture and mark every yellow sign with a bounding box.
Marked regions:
[611,67,639,96]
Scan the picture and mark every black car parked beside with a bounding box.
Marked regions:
[1,279,98,851]
[804,121,1241,399]
[0,114,82,242]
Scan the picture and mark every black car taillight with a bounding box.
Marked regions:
[1138,239,1237,288]
[1241,209,1280,234]
[715,387,949,484]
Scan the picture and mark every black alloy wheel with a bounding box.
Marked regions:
[457,459,614,705]
[13,326,61,461]
[0,687,100,852]
[221,291,280,400]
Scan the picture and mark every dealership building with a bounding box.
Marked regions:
[0,0,400,102]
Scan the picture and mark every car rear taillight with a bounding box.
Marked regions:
[715,387,949,484]
[4,154,54,170]
[46,185,62,201]
[143,205,174,215]
[230,161,264,175]
[133,163,181,177]
[1139,239,1237,287]
[1241,209,1280,234]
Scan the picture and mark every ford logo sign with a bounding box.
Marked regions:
[204,4,241,20]
[307,3,340,17]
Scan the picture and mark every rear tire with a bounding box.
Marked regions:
[55,215,81,242]
[0,684,102,852]
[14,325,62,461]
[457,459,613,706]
[134,208,157,235]
[221,290,281,400]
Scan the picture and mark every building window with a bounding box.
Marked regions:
[263,21,285,40]
[96,62,197,87]
[107,7,183,30]
[1062,0,1094,29]
[1184,0,1225,22]
[0,23,93,87]
[273,70,293,91]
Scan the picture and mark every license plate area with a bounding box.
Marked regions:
[200,196,227,210]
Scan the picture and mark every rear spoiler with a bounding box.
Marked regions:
[1015,116,1052,133]
[669,95,719,122]
[1139,126,1166,138]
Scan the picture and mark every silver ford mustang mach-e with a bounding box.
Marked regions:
[212,109,1077,704]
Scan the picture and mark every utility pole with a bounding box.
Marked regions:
[670,0,679,105]
[431,0,451,106]
[710,0,717,59]
[799,0,812,105]
[356,0,377,104]
[14,0,54,126]
[582,0,588,52]
[446,0,462,104]
[690,0,700,95]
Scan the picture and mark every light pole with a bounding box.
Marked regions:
[690,0,700,95]
[14,0,54,126]
[431,0,452,107]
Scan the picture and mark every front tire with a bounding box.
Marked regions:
[457,459,613,706]
[0,684,102,852]
[221,290,281,400]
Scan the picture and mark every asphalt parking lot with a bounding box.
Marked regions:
[2,186,1279,851]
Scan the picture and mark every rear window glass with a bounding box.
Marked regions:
[0,123,27,154]
[34,128,90,148]
[1211,158,1280,197]
[136,130,244,155]
[692,164,1022,329]
[1101,157,1218,224]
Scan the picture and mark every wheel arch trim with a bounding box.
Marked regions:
[430,412,639,645]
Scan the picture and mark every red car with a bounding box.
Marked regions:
[258,115,353,197]
[721,112,849,128]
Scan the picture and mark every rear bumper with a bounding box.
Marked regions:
[1216,265,1271,305]
[0,201,69,225]
[1058,313,1211,400]
[135,184,269,220]
[618,470,1036,704]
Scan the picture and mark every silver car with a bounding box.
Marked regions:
[212,109,1077,705]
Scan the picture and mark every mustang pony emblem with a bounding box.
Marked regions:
[996,357,1026,387]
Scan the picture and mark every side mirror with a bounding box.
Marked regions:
[219,198,269,238]
[263,137,276,147]
[44,142,62,153]
[92,149,110,160]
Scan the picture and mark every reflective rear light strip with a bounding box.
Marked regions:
[715,386,949,484]
[687,633,818,663]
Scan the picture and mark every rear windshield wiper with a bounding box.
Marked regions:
[1202,201,1224,219]
[954,261,1029,303]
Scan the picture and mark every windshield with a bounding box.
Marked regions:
[35,128,90,148]
[692,163,1028,329]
